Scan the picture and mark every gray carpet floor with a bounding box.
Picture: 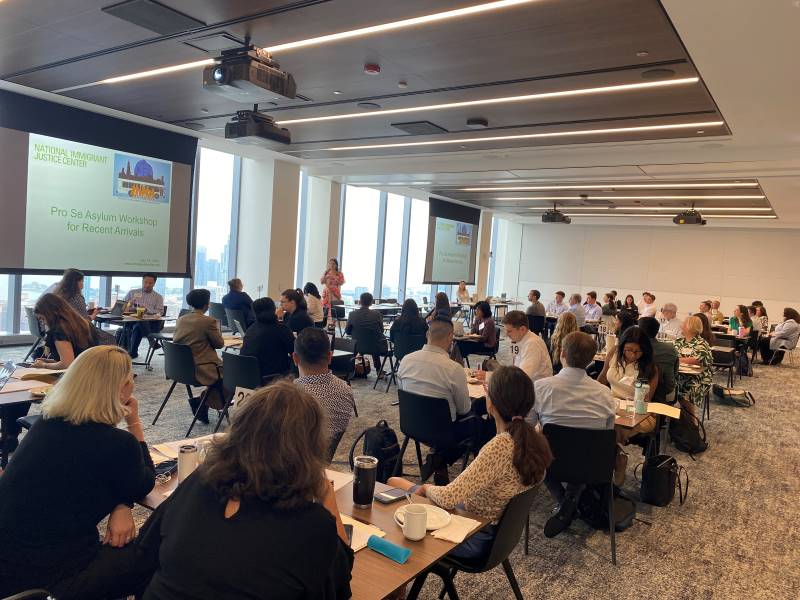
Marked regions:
[2,338,799,599]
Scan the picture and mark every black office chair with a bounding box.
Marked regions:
[152,341,206,428]
[384,332,426,392]
[747,329,760,365]
[209,302,231,332]
[17,414,42,431]
[464,326,501,368]
[712,346,736,390]
[215,352,263,433]
[407,487,538,600]
[330,303,347,336]
[326,430,345,464]
[23,306,45,361]
[527,314,545,336]
[349,325,394,390]
[531,424,619,565]
[392,390,475,481]
[142,306,173,371]
[224,308,248,337]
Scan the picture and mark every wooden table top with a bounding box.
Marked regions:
[0,389,36,407]
[142,436,487,600]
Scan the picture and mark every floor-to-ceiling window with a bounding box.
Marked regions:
[340,186,380,303]
[195,147,237,302]
[405,198,431,303]
[380,194,405,301]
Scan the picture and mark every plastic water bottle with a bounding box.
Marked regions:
[634,380,648,415]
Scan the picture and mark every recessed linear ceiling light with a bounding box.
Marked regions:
[51,0,538,93]
[275,78,700,125]
[497,195,765,201]
[458,182,760,191]
[53,59,215,93]
[320,121,726,151]
[527,206,772,212]
[557,213,776,219]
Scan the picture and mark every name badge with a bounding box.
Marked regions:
[478,322,485,331]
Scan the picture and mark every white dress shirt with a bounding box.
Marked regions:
[533,367,616,430]
[639,302,657,318]
[397,344,471,420]
[546,300,569,316]
[510,331,552,383]
[660,317,683,339]
[583,302,602,321]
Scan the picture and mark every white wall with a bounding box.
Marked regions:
[510,223,800,320]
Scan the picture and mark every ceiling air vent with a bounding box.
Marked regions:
[184,33,244,53]
[391,121,448,135]
[103,0,205,35]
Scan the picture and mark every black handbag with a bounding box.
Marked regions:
[635,454,688,506]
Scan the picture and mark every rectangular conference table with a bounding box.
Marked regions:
[143,436,488,600]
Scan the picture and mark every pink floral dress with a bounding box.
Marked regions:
[321,270,345,308]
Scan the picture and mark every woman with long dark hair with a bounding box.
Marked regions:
[728,304,753,338]
[279,288,314,334]
[389,298,428,341]
[138,381,353,599]
[456,300,496,361]
[320,258,345,309]
[33,293,95,370]
[754,304,769,334]
[388,365,552,559]
[619,294,639,321]
[54,268,95,319]
[303,282,324,325]
[425,291,453,322]
[240,297,295,378]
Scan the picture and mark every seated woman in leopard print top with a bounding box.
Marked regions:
[389,365,553,559]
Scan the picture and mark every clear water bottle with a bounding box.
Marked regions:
[634,380,648,414]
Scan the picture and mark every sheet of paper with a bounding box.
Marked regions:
[325,469,354,492]
[152,433,221,459]
[0,379,48,394]
[340,513,385,552]
[646,402,681,419]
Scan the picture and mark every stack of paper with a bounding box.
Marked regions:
[431,514,482,544]
[340,514,385,551]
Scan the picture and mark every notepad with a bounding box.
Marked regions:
[13,367,67,380]
[325,469,354,492]
[646,402,681,419]
[340,514,385,551]
[0,379,48,394]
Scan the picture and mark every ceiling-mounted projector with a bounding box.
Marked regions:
[203,46,297,102]
[673,209,706,226]
[225,110,291,145]
[542,209,571,224]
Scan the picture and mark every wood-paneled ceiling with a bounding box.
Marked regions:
[4,0,767,220]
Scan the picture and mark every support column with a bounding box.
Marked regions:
[475,210,493,300]
[299,177,343,287]
[236,157,300,299]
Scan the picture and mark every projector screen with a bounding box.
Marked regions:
[423,198,481,285]
[0,89,196,276]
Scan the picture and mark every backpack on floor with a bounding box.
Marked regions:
[712,384,755,408]
[669,409,708,456]
[348,420,400,483]
[635,454,689,506]
[578,485,636,532]
[737,352,752,377]
[353,355,371,378]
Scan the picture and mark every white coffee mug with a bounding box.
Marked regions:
[88,301,96,310]
[396,505,427,541]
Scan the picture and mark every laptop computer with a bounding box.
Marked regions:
[109,300,125,316]
[0,360,15,393]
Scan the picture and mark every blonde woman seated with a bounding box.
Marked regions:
[137,381,354,599]
[549,311,578,374]
[674,316,713,418]
[0,346,155,599]
[389,365,553,560]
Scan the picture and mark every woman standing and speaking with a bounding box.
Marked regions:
[320,258,345,309]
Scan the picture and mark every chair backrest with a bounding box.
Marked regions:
[24,306,44,337]
[225,308,247,333]
[480,486,539,571]
[393,332,426,362]
[209,302,228,327]
[331,305,346,319]
[542,423,616,485]
[350,325,386,355]
[333,336,357,354]
[712,348,735,366]
[161,341,202,385]
[715,337,735,348]
[178,308,192,318]
[492,326,501,352]
[527,314,545,335]
[222,352,262,391]
[397,389,456,448]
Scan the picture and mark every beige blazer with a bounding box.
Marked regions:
[173,311,224,385]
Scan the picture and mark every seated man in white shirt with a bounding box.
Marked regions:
[659,302,683,339]
[398,318,479,484]
[533,332,616,538]
[639,291,657,318]
[583,291,603,322]
[546,291,569,316]
[567,293,586,328]
[502,310,552,383]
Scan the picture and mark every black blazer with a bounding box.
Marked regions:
[240,321,296,377]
